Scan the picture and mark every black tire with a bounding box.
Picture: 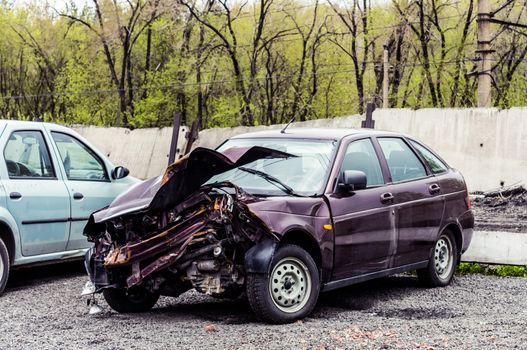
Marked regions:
[418,229,458,287]
[103,287,159,313]
[0,239,9,296]
[246,244,320,324]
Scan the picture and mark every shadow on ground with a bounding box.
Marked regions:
[7,260,85,291]
[140,275,425,324]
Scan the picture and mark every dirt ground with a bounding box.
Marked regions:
[471,185,527,232]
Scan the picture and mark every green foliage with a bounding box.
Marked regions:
[457,263,527,278]
[0,0,525,128]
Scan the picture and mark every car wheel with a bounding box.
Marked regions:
[103,287,159,313]
[0,239,9,296]
[418,229,458,287]
[246,244,320,324]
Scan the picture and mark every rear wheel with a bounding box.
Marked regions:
[0,239,9,296]
[418,230,457,287]
[246,244,320,324]
[103,287,159,313]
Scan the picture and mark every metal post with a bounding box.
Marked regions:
[183,120,200,156]
[361,102,375,129]
[168,112,182,165]
[382,44,389,108]
[477,0,492,108]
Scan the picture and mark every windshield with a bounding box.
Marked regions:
[208,138,337,196]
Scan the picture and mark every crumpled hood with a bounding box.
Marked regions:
[90,146,293,224]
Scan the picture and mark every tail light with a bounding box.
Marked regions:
[466,188,471,209]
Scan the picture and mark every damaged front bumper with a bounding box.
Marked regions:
[84,183,277,299]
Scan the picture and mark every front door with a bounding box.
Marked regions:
[327,138,396,280]
[2,130,70,256]
[49,131,125,250]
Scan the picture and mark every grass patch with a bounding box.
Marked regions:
[457,262,527,277]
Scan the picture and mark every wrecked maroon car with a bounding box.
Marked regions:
[83,128,474,324]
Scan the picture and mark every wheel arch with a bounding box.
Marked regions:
[0,220,15,264]
[280,229,322,269]
[442,222,463,262]
[244,229,323,277]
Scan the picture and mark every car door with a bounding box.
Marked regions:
[376,137,445,267]
[327,138,396,280]
[1,128,70,256]
[48,131,128,251]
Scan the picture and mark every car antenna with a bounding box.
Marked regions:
[280,116,295,134]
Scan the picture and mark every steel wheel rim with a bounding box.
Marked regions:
[434,235,453,279]
[269,257,311,313]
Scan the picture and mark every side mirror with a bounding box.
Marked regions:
[339,170,367,191]
[112,166,129,180]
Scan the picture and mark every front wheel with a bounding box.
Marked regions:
[103,287,159,313]
[0,239,9,296]
[246,244,320,324]
[418,230,458,287]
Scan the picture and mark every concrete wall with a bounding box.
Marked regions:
[462,231,527,265]
[73,125,188,179]
[195,108,527,192]
[373,108,527,192]
[193,114,363,149]
[73,108,527,192]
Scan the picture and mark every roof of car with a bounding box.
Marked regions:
[230,127,397,141]
[0,119,78,132]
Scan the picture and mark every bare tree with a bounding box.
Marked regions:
[491,2,527,107]
[328,0,374,114]
[286,1,328,121]
[449,0,475,107]
[62,0,162,126]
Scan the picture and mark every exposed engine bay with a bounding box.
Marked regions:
[86,182,275,298]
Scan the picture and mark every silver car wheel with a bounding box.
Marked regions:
[269,257,311,313]
[0,256,3,281]
[434,235,454,279]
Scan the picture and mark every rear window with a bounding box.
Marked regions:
[409,140,448,174]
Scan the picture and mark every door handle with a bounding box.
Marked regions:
[429,183,441,194]
[380,192,394,204]
[73,192,84,200]
[9,192,22,199]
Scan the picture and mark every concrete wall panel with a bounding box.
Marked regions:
[373,108,527,191]
[73,125,188,179]
[72,109,526,192]
[462,231,527,265]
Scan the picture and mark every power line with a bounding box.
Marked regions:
[0,59,489,101]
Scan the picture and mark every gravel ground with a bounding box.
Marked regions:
[1,262,526,350]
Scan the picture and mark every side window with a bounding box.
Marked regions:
[4,131,56,178]
[409,140,448,174]
[51,132,109,181]
[341,139,384,187]
[378,138,427,182]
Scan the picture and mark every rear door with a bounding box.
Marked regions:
[48,131,127,251]
[327,138,396,279]
[1,128,70,256]
[376,137,445,267]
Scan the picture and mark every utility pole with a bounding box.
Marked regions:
[477,0,492,108]
[382,44,389,108]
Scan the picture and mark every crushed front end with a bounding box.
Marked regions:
[82,147,290,310]
[85,183,275,300]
